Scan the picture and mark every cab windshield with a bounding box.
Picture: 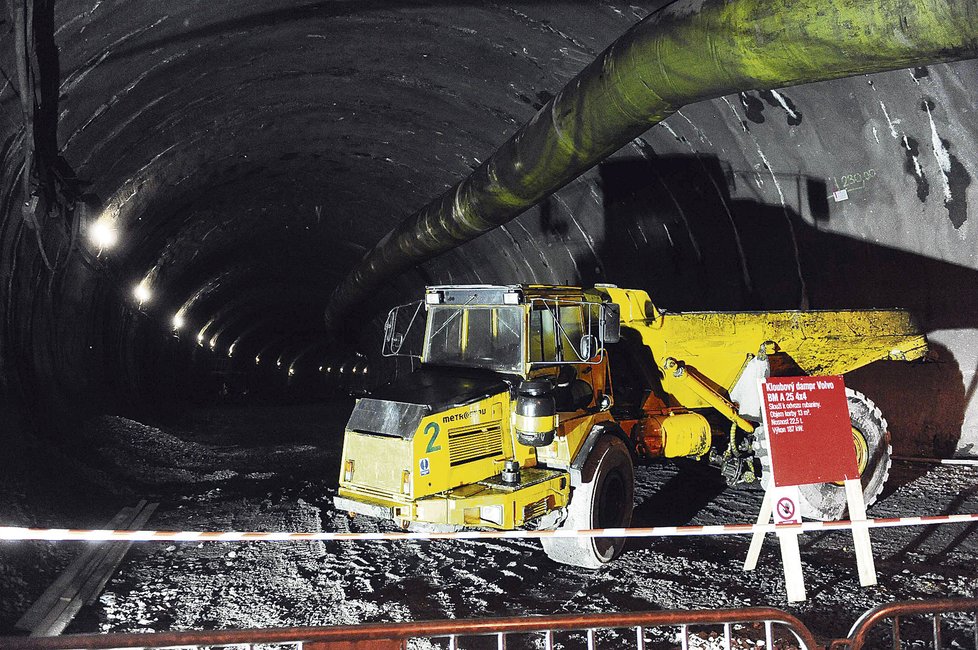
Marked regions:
[424,305,523,374]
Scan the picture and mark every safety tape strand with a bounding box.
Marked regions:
[1,512,976,542]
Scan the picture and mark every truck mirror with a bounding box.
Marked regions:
[579,334,599,360]
[389,332,404,352]
[601,303,621,344]
[382,300,423,358]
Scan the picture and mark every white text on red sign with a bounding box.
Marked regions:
[764,379,837,434]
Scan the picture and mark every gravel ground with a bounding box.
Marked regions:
[2,402,976,647]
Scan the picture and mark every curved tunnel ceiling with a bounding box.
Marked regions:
[40,1,648,348]
[0,1,976,451]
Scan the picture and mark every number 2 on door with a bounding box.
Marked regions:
[424,422,442,453]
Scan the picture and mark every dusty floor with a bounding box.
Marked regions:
[1,402,977,647]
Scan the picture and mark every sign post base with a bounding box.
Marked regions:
[743,490,772,572]
[744,488,807,601]
[844,478,877,587]
[776,529,807,602]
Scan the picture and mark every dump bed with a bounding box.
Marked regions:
[600,287,927,409]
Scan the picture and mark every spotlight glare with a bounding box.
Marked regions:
[133,280,152,305]
[88,216,119,251]
[172,313,185,330]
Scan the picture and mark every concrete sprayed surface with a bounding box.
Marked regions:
[2,404,973,645]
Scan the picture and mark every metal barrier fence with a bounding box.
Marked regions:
[834,598,978,650]
[1,598,976,650]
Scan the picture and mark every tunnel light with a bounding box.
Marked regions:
[352,367,358,375]
[363,367,368,375]
[133,279,152,305]
[228,343,235,358]
[171,313,185,331]
[326,366,332,373]
[339,365,345,374]
[88,216,119,251]
[196,330,205,346]
[318,366,323,372]
[255,355,261,365]
[288,365,295,377]
[208,335,218,350]
[276,359,282,369]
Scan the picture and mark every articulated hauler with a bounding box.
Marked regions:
[334,285,927,568]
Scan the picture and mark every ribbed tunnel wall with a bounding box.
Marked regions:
[0,2,976,457]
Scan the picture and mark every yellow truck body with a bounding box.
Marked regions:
[334,284,926,566]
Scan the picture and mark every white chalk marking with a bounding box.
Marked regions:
[903,136,924,179]
[769,90,799,121]
[924,103,953,202]
[879,101,900,139]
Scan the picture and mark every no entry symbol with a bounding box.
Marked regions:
[770,483,802,525]
[777,497,796,521]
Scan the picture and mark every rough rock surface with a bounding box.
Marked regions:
[2,403,976,646]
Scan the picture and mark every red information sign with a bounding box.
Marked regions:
[760,375,859,487]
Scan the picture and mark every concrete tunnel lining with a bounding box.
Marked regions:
[0,0,976,521]
[0,0,977,637]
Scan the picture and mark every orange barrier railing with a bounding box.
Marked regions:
[2,598,976,650]
[832,598,978,650]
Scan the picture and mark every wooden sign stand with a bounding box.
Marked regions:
[743,481,876,602]
[743,376,878,602]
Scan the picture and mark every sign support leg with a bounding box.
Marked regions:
[776,529,807,602]
[844,478,877,587]
[743,489,773,571]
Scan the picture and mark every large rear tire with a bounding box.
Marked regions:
[753,388,891,520]
[540,436,634,568]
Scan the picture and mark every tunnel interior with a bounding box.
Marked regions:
[1,0,977,634]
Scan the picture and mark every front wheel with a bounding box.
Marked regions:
[540,436,634,568]
[753,388,891,520]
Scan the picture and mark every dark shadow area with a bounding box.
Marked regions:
[588,157,754,311]
[590,154,977,461]
[630,462,728,530]
[884,475,978,565]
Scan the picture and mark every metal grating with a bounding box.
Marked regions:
[449,422,503,466]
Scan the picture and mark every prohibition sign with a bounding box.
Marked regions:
[777,497,796,521]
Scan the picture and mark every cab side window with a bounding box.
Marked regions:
[558,305,584,361]
[529,305,556,362]
[529,302,585,363]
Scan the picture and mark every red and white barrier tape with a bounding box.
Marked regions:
[893,455,978,466]
[1,513,976,542]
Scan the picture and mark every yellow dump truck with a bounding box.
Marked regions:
[334,285,927,568]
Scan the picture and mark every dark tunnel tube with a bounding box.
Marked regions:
[323,0,978,330]
[0,0,975,462]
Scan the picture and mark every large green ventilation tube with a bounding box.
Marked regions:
[323,0,978,330]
